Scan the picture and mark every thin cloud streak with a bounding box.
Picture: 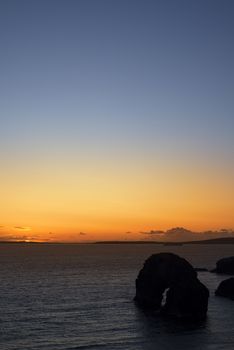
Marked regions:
[13,226,32,231]
[79,232,87,236]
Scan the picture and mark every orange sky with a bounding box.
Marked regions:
[1,155,233,242]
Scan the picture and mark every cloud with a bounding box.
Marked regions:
[0,234,30,241]
[141,227,197,240]
[165,227,193,235]
[0,235,14,241]
[14,226,31,231]
[79,232,86,236]
[140,227,234,242]
[140,230,165,235]
[202,229,234,239]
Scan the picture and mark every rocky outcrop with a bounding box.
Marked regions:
[212,257,234,274]
[134,253,209,320]
[215,278,234,300]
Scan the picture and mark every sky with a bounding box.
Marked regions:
[0,0,234,242]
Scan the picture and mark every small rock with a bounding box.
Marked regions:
[215,278,234,300]
[212,257,234,274]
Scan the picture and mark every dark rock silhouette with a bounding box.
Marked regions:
[215,278,234,300]
[195,267,208,272]
[211,257,234,274]
[134,253,209,320]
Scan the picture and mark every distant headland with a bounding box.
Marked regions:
[94,237,234,244]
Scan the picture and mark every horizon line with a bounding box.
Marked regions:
[1,237,234,245]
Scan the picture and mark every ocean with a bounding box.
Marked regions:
[0,243,234,350]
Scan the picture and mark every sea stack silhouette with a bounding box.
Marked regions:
[212,257,234,274]
[215,278,234,300]
[134,252,209,320]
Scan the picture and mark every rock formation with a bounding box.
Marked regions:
[215,278,234,300]
[134,253,209,320]
[212,257,234,274]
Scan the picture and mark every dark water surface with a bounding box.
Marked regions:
[0,244,234,350]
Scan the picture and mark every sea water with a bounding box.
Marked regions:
[0,243,234,350]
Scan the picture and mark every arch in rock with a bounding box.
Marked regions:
[134,253,209,320]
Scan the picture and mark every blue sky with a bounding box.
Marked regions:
[1,0,233,160]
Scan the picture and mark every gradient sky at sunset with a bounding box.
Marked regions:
[1,0,234,242]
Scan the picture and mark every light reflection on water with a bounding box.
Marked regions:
[0,244,234,350]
